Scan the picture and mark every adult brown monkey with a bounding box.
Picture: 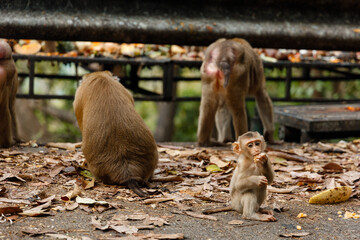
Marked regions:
[73,71,158,197]
[0,40,20,148]
[197,38,275,146]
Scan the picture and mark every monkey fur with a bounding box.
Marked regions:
[197,38,275,146]
[230,131,276,221]
[73,71,158,197]
[0,40,20,148]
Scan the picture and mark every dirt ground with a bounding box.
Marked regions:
[0,142,359,240]
[1,198,359,240]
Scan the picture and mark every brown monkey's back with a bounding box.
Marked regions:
[74,71,158,185]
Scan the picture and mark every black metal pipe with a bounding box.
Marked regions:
[2,0,360,50]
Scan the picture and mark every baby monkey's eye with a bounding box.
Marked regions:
[247,143,253,148]
[255,141,261,146]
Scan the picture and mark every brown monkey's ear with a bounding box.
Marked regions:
[232,142,242,154]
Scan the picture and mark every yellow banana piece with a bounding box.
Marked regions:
[309,186,352,204]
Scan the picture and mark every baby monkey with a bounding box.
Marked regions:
[230,131,276,221]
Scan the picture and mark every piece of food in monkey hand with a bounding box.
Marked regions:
[253,153,266,162]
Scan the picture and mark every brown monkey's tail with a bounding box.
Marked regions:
[219,61,231,88]
[127,179,148,197]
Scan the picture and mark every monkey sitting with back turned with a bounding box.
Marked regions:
[73,71,158,197]
[230,131,276,221]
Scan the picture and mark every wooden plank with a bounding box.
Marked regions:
[275,104,360,133]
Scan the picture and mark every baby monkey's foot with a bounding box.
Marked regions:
[244,213,277,222]
[259,208,274,215]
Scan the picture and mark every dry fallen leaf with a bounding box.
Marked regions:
[76,196,109,206]
[341,171,360,184]
[126,214,148,221]
[22,228,56,237]
[0,173,26,182]
[19,209,52,217]
[268,186,298,194]
[61,184,82,201]
[143,197,174,205]
[228,219,244,225]
[110,224,138,234]
[165,149,181,157]
[279,232,311,238]
[91,216,109,230]
[322,162,343,173]
[132,233,184,239]
[49,163,65,178]
[209,155,230,168]
[324,178,341,190]
[145,217,170,227]
[37,195,56,204]
[152,175,184,182]
[45,233,77,239]
[46,142,78,151]
[83,178,95,190]
[183,170,210,177]
[0,198,31,204]
[65,202,79,211]
[0,206,22,215]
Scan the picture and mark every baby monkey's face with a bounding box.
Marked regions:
[245,139,262,157]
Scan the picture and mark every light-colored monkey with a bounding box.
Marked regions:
[73,71,158,197]
[230,131,276,221]
[197,38,275,146]
[0,40,20,148]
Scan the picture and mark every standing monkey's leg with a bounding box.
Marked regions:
[197,87,219,146]
[254,88,275,143]
[9,79,19,143]
[215,98,234,143]
[227,95,248,139]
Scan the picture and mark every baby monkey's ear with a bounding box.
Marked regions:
[232,141,242,154]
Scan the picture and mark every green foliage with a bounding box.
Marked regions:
[173,101,200,141]
[48,119,81,142]
[173,81,201,141]
[134,101,158,132]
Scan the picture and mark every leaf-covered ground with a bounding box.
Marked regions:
[0,140,359,239]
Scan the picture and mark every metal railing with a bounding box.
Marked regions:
[14,54,360,103]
